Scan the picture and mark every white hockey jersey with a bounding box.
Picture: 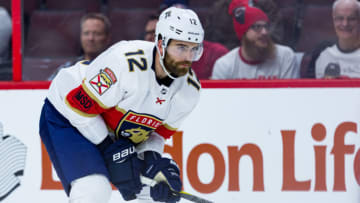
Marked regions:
[315,45,360,78]
[211,44,299,79]
[47,40,201,153]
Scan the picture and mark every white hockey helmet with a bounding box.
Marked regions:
[155,7,205,62]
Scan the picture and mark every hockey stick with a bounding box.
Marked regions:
[140,175,214,203]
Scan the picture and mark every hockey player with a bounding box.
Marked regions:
[39,7,204,203]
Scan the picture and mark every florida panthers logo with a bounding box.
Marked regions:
[116,111,163,144]
[121,127,151,143]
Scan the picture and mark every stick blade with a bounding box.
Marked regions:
[179,191,214,203]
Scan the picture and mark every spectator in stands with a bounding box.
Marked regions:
[211,0,299,79]
[0,7,12,64]
[143,14,158,42]
[315,0,360,79]
[158,0,229,79]
[48,13,111,80]
[205,0,287,50]
[252,0,285,45]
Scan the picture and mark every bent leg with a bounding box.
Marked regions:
[39,99,109,195]
[69,174,112,203]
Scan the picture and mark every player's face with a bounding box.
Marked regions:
[333,2,360,41]
[81,19,110,59]
[163,40,199,77]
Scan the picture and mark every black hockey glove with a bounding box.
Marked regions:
[97,136,144,201]
[142,151,182,203]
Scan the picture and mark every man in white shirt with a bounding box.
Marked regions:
[315,0,360,79]
[211,0,299,80]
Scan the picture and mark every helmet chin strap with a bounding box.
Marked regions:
[156,44,177,80]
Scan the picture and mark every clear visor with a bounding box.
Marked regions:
[166,43,203,62]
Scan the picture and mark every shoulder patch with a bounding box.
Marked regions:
[104,68,117,83]
[89,68,117,95]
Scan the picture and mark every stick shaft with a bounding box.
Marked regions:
[140,176,214,203]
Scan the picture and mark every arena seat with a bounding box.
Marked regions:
[25,10,84,58]
[295,5,335,52]
[0,61,12,80]
[193,8,210,29]
[109,9,157,43]
[0,0,40,15]
[302,0,334,6]
[108,0,162,9]
[273,0,298,8]
[24,0,41,16]
[45,0,101,12]
[0,0,11,13]
[22,57,75,80]
[190,0,216,8]
[278,6,300,47]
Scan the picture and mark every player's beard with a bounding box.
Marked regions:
[163,52,192,77]
[242,34,275,62]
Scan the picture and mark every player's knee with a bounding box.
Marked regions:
[69,174,112,203]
